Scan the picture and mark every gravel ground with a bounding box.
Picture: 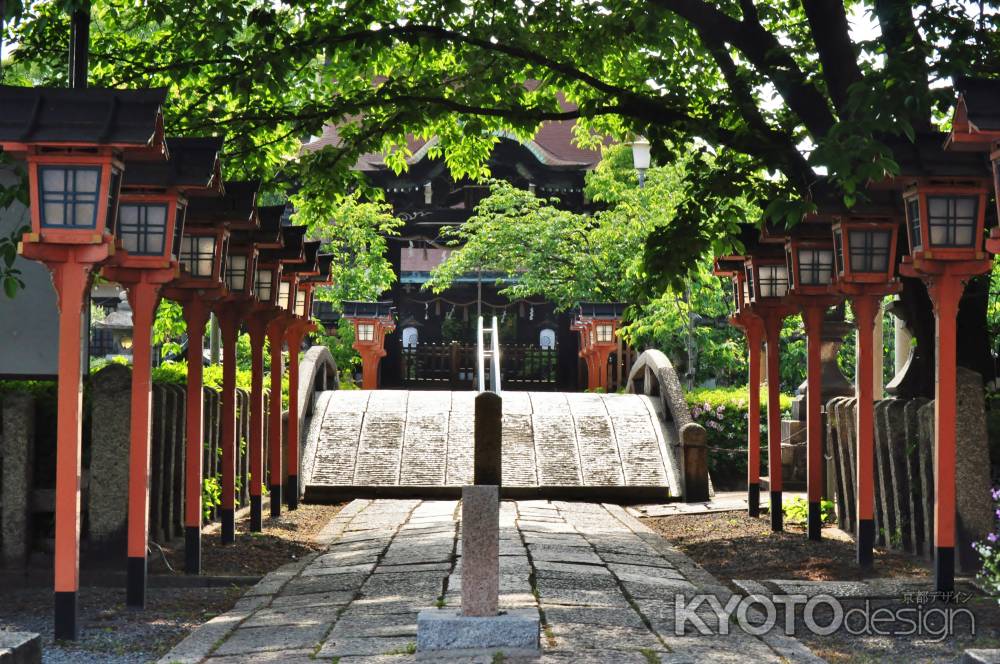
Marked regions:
[644,510,1000,662]
[0,502,345,663]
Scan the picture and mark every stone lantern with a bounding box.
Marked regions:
[343,300,397,390]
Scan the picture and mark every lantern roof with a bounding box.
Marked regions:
[187,179,261,227]
[951,77,1000,141]
[122,136,223,191]
[249,205,286,248]
[577,302,627,319]
[0,85,167,150]
[303,253,334,285]
[284,241,321,275]
[341,300,395,319]
[881,132,989,182]
[712,256,745,276]
[259,226,306,263]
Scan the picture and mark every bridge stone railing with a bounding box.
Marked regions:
[626,349,709,502]
[289,345,338,499]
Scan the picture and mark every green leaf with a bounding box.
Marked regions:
[3,275,18,298]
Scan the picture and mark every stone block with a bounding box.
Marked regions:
[873,399,895,547]
[0,631,40,664]
[917,400,936,556]
[461,485,499,617]
[955,368,994,573]
[416,608,539,654]
[879,398,912,552]
[842,398,858,532]
[825,397,847,530]
[150,383,168,543]
[2,393,35,567]
[963,649,1000,664]
[88,363,133,553]
[903,398,929,556]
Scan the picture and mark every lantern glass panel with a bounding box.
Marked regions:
[730,280,740,312]
[834,231,845,274]
[927,196,978,247]
[847,229,891,273]
[39,166,101,228]
[255,268,273,302]
[797,248,834,286]
[596,324,614,343]
[180,235,216,278]
[358,323,375,341]
[757,264,788,298]
[226,253,248,291]
[294,290,306,317]
[906,198,921,251]
[279,281,291,309]
[170,205,186,260]
[118,203,168,255]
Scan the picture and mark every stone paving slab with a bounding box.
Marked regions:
[159,498,824,664]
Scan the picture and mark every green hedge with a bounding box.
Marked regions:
[685,386,792,488]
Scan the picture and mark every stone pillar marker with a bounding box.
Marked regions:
[417,390,540,655]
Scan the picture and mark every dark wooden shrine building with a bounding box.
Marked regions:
[305,115,605,390]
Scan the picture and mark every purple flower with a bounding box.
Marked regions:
[988,533,998,543]
[992,488,1000,501]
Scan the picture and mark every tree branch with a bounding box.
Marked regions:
[873,0,932,129]
[800,0,863,115]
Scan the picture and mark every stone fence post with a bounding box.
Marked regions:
[680,422,709,503]
[2,392,36,567]
[88,364,133,555]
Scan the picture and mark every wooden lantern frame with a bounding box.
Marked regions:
[785,238,836,296]
[902,178,989,262]
[114,189,186,269]
[744,255,789,304]
[831,219,899,285]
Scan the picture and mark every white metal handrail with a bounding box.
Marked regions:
[475,315,502,393]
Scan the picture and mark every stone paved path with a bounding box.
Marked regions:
[159,499,825,663]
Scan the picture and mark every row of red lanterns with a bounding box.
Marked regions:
[0,85,333,639]
[716,112,998,595]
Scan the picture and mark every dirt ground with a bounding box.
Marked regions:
[157,501,345,577]
[644,511,1000,663]
[0,502,344,663]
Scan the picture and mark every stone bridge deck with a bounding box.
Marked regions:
[302,391,682,502]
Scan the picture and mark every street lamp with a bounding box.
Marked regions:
[0,84,167,640]
[629,135,651,188]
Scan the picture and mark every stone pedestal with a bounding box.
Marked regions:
[0,631,40,663]
[2,393,35,567]
[416,609,540,656]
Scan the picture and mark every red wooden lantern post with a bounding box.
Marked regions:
[102,137,224,607]
[785,235,841,540]
[160,148,231,571]
[193,180,261,543]
[281,241,321,509]
[829,216,901,567]
[242,206,285,531]
[343,301,397,389]
[263,227,307,516]
[744,253,796,531]
[0,86,166,639]
[714,257,765,517]
[573,303,626,391]
[899,173,991,591]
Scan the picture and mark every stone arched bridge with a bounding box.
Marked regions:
[301,389,684,502]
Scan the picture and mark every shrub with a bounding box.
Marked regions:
[973,486,1000,603]
[783,496,835,525]
[685,386,792,489]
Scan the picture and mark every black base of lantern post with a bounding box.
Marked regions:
[249,495,262,532]
[770,490,782,531]
[54,591,78,641]
[935,546,955,594]
[286,475,298,510]
[269,484,282,518]
[185,526,201,575]
[808,501,822,541]
[857,519,875,568]
[126,556,146,608]
[747,483,760,517]
[220,508,235,544]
